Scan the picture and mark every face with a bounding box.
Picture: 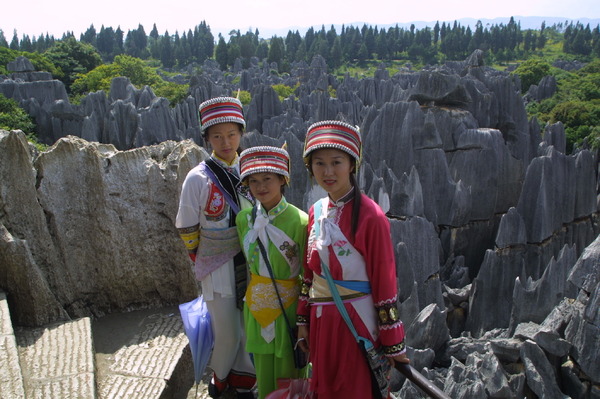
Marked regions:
[205,122,242,163]
[310,148,354,201]
[247,172,286,211]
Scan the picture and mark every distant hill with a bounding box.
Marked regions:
[240,16,600,39]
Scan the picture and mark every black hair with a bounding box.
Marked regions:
[349,165,361,240]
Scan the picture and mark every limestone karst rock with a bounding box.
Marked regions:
[1,49,599,396]
[1,131,198,325]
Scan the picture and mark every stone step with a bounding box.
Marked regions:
[92,306,194,399]
[0,291,25,399]
[15,316,95,398]
[6,298,198,399]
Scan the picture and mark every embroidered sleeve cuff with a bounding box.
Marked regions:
[178,225,200,252]
[384,341,406,357]
[376,302,400,327]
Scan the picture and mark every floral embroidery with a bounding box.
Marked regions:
[333,239,351,256]
[279,241,297,262]
[204,183,228,221]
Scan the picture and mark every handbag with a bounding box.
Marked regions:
[320,260,391,399]
[253,207,308,369]
[265,378,313,399]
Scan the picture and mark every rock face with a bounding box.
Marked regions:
[1,51,599,397]
[1,131,198,326]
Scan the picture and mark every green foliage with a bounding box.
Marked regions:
[238,90,251,105]
[154,81,190,105]
[0,47,60,77]
[71,55,188,106]
[272,83,297,101]
[511,58,551,91]
[0,93,45,150]
[328,85,337,98]
[525,59,600,153]
[0,94,36,134]
[44,38,102,91]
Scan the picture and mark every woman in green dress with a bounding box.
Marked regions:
[236,146,308,399]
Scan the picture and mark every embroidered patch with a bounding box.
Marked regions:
[204,183,228,221]
[279,241,298,262]
[333,239,352,256]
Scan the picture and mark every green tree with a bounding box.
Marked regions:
[80,25,97,47]
[0,29,7,47]
[10,31,19,50]
[159,31,174,68]
[267,36,284,66]
[330,37,343,68]
[215,35,228,70]
[511,58,551,92]
[44,38,102,91]
[124,24,149,59]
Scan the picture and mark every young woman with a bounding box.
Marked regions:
[236,146,308,399]
[295,120,409,398]
[176,97,256,399]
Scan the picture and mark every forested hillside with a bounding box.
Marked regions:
[1,17,599,151]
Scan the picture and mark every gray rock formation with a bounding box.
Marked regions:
[1,131,198,326]
[1,49,599,396]
[7,56,35,72]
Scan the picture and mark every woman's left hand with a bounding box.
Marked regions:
[389,352,410,367]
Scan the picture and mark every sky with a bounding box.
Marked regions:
[2,0,599,41]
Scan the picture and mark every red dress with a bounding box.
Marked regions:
[297,192,406,398]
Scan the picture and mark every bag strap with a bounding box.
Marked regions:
[320,261,373,350]
[314,198,373,350]
[252,207,298,349]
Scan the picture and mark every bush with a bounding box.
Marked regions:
[512,58,551,91]
[272,83,297,101]
[0,47,60,77]
[71,55,189,106]
[238,90,251,105]
[0,94,35,133]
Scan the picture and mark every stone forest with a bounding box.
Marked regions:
[0,50,599,398]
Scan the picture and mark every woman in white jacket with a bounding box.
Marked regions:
[176,96,256,399]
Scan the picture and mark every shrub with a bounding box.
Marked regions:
[0,94,35,134]
[512,58,551,92]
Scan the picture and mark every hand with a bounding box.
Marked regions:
[389,352,410,367]
[296,325,310,353]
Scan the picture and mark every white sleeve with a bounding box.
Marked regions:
[176,168,206,229]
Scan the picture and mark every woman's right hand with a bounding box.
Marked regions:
[296,325,310,353]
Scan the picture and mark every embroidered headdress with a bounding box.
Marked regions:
[303,120,362,167]
[198,96,246,132]
[240,146,290,182]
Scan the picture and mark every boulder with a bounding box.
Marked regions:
[7,56,35,72]
[520,340,565,399]
[406,303,450,351]
[1,131,199,326]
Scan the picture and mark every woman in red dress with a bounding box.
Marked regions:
[296,120,409,398]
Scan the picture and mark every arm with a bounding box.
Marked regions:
[176,169,204,261]
[296,206,314,353]
[359,199,407,359]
